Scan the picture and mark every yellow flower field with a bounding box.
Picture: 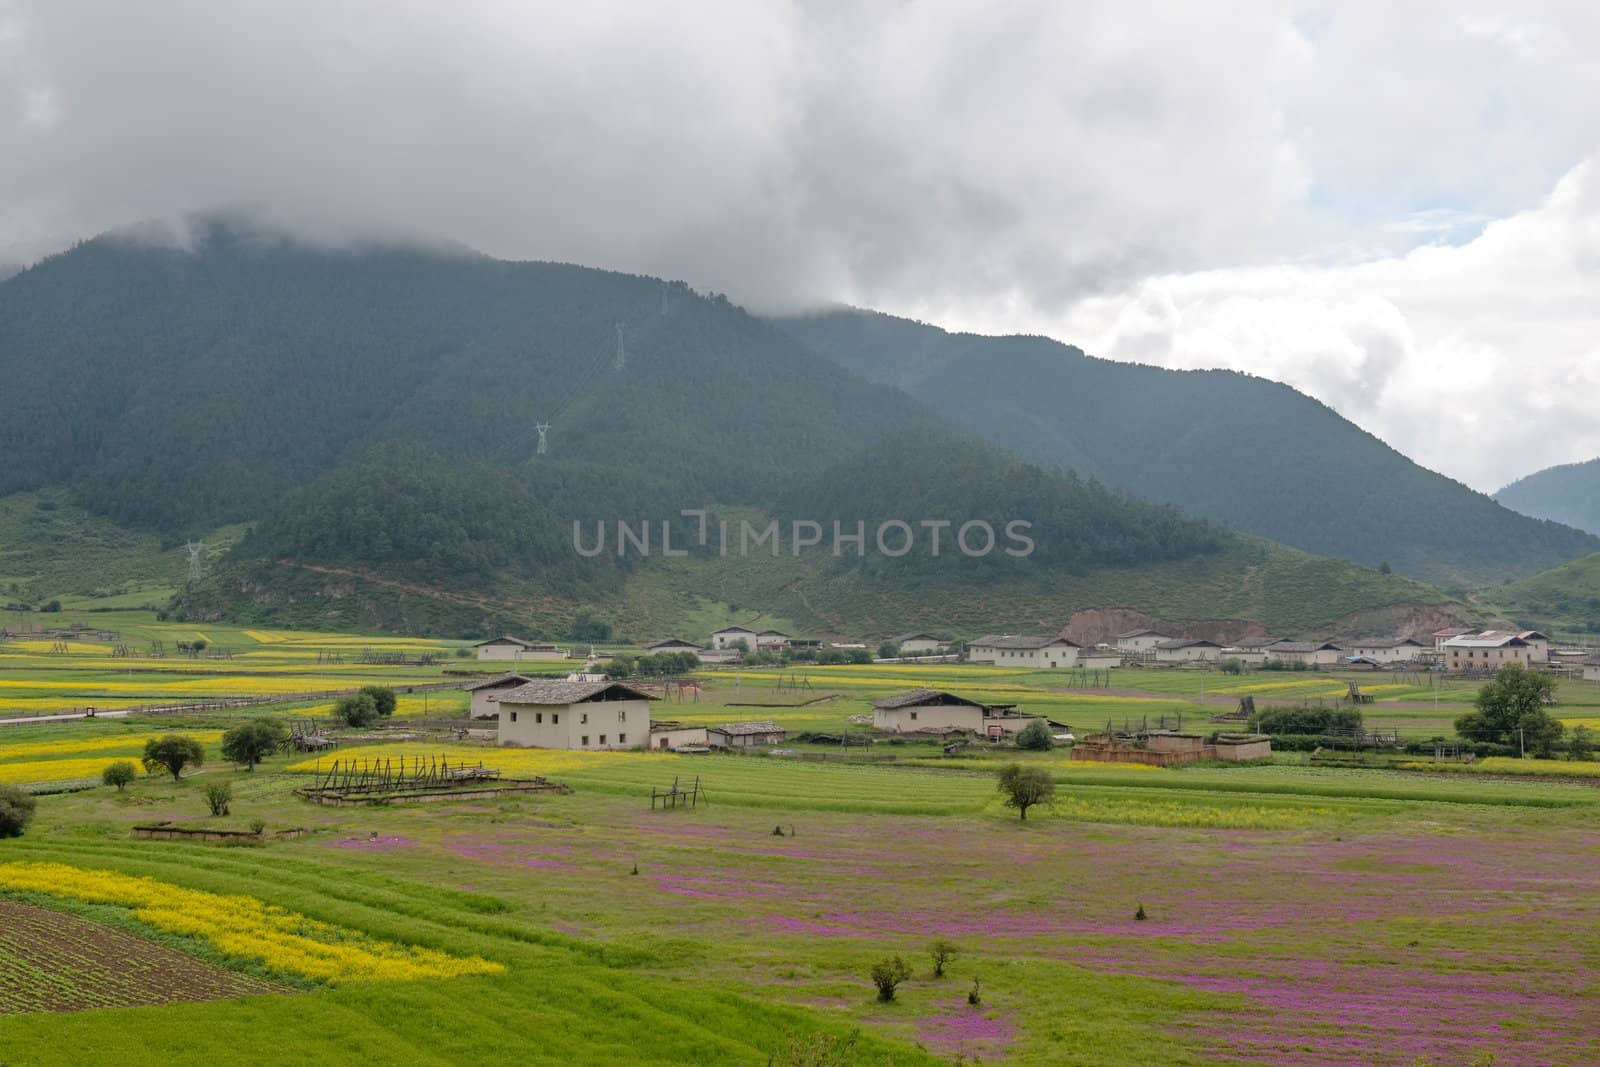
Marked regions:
[0,861,504,984]
[1399,757,1600,778]
[289,743,676,779]
[0,756,155,785]
[0,729,224,761]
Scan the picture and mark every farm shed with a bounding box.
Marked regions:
[967,634,1080,669]
[463,673,533,719]
[496,679,655,750]
[708,721,787,748]
[1265,640,1344,667]
[475,636,570,662]
[1343,637,1425,664]
[650,724,710,750]
[891,632,952,654]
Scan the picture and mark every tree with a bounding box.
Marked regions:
[1014,720,1054,751]
[1568,725,1595,762]
[0,785,37,838]
[997,763,1055,821]
[221,719,288,770]
[359,685,398,717]
[1455,665,1563,756]
[1378,561,1392,574]
[877,640,899,660]
[142,734,205,781]
[869,956,912,1002]
[101,760,138,791]
[929,939,957,978]
[204,781,232,817]
[333,693,380,728]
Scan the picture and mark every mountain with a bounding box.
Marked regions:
[1495,458,1600,536]
[0,218,1459,639]
[771,309,1600,587]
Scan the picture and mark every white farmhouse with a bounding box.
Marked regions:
[640,638,705,654]
[1115,629,1171,654]
[1343,637,1426,665]
[870,689,1045,739]
[891,632,952,655]
[1152,638,1223,663]
[1265,641,1345,667]
[968,634,1080,669]
[496,679,654,750]
[474,636,569,662]
[463,673,533,719]
[1441,633,1537,672]
[709,626,758,650]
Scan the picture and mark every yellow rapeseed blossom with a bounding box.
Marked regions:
[289,743,676,778]
[0,730,224,762]
[0,861,503,984]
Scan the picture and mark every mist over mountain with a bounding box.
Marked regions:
[772,308,1600,587]
[1495,458,1600,537]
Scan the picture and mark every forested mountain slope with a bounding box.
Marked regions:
[773,309,1599,586]
[1496,458,1600,536]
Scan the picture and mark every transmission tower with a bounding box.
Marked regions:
[614,323,626,371]
[184,540,206,584]
[535,422,550,455]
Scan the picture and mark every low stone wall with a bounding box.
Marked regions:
[1068,743,1193,767]
[131,824,306,842]
[294,779,570,807]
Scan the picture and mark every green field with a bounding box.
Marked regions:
[4,613,1600,1064]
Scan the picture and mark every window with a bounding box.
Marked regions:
[599,734,607,745]
[552,713,559,725]
[619,710,627,722]
[618,733,627,744]
[581,735,589,746]
[909,711,918,720]
[510,711,518,723]
[581,713,588,724]
[535,712,543,723]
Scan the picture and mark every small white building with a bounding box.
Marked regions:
[968,634,1080,669]
[1265,641,1345,667]
[1115,629,1171,654]
[1583,655,1600,683]
[1442,633,1536,672]
[650,724,711,750]
[1153,638,1223,663]
[1343,637,1426,664]
[463,673,533,719]
[870,689,1045,739]
[475,636,569,662]
[708,721,787,748]
[891,632,952,655]
[1077,650,1122,670]
[755,629,792,649]
[1218,638,1278,666]
[709,626,758,650]
[495,679,653,750]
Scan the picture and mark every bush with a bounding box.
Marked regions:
[1253,706,1363,735]
[333,693,380,728]
[1014,720,1054,751]
[929,939,957,978]
[1219,658,1243,675]
[877,641,899,660]
[203,781,231,816]
[359,685,398,717]
[453,647,473,658]
[142,734,205,781]
[0,785,37,837]
[221,719,289,770]
[101,760,138,791]
[869,957,912,1002]
[967,977,982,1006]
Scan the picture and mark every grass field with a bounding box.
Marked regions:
[5,612,1600,1064]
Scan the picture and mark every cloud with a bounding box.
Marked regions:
[2,2,1598,487]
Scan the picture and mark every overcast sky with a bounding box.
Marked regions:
[4,2,1598,491]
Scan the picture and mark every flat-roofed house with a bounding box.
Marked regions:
[1584,655,1600,683]
[475,636,569,662]
[463,673,533,719]
[891,633,952,655]
[1115,628,1171,654]
[1153,638,1222,663]
[709,626,758,650]
[1266,641,1345,667]
[1344,637,1426,664]
[707,721,787,748]
[496,679,653,750]
[968,634,1080,669]
[1442,632,1535,672]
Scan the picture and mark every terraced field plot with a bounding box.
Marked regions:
[0,900,284,1014]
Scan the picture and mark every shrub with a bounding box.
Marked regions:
[929,939,957,978]
[221,719,288,770]
[877,640,899,660]
[101,760,138,791]
[360,685,398,717]
[765,1030,862,1067]
[1219,658,1243,675]
[203,781,232,817]
[1569,725,1595,762]
[870,956,912,1002]
[0,785,37,838]
[1014,720,1054,750]
[333,693,380,728]
[967,977,982,1006]
[249,817,266,836]
[1253,706,1363,735]
[1134,902,1148,921]
[453,647,472,658]
[997,762,1055,820]
[142,734,205,781]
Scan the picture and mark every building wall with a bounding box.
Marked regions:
[874,704,984,733]
[710,630,756,650]
[650,727,709,750]
[1117,635,1167,653]
[1585,664,1600,682]
[478,644,567,662]
[498,698,650,749]
[897,638,945,654]
[1446,644,1532,671]
[710,730,785,748]
[1522,637,1550,663]
[1154,645,1220,663]
[1212,739,1273,761]
[1078,654,1122,670]
[470,686,523,719]
[981,714,1047,737]
[969,644,1079,668]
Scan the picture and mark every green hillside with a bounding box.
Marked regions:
[1496,457,1600,536]
[1473,552,1600,637]
[773,309,1599,586]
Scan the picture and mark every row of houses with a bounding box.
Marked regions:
[1114,626,1556,670]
